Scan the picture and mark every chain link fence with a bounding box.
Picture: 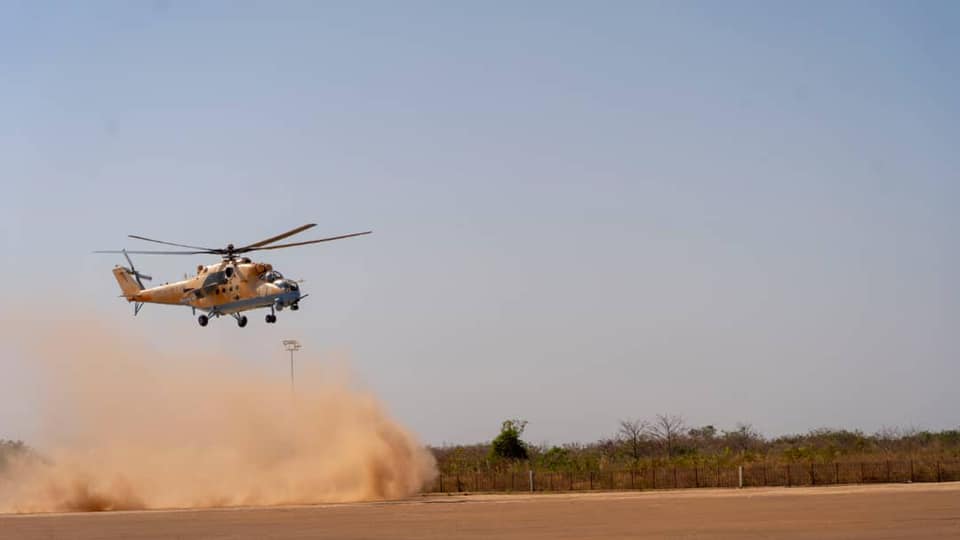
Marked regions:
[428,460,960,493]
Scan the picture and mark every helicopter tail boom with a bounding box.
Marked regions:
[112,266,143,299]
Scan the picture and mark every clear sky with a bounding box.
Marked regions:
[1,1,958,446]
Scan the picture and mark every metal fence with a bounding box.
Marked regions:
[427,460,960,493]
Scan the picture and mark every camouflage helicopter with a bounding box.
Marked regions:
[95,224,370,327]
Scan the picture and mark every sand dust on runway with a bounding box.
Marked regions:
[0,321,436,513]
[3,482,960,539]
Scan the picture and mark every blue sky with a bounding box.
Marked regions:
[1,1,958,445]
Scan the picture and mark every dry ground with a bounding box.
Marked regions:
[2,483,959,539]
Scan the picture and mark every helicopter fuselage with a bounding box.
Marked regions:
[112,259,303,321]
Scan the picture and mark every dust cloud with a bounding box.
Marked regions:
[0,320,436,513]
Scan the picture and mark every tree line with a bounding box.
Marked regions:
[431,416,960,474]
[7,418,960,479]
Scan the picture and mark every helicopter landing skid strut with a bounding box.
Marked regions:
[229,312,248,328]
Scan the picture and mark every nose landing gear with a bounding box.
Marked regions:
[265,313,277,324]
[198,315,209,327]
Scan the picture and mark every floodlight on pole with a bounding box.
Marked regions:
[282,339,301,394]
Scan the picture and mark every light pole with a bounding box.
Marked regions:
[282,339,301,394]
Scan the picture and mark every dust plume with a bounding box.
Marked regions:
[0,319,436,513]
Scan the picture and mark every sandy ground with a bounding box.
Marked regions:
[2,483,960,539]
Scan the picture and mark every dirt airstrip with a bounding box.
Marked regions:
[2,482,959,539]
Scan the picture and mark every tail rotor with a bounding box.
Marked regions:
[122,249,153,288]
[122,249,152,315]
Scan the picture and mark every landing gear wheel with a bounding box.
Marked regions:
[237,315,248,328]
[198,315,209,327]
[291,304,299,311]
[265,314,276,324]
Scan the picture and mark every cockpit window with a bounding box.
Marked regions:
[265,270,284,281]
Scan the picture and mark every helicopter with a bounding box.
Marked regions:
[95,224,371,327]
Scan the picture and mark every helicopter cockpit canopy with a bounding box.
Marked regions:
[265,270,298,291]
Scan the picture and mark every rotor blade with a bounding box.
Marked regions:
[237,223,318,250]
[94,250,210,255]
[128,235,216,251]
[122,249,135,269]
[239,231,372,252]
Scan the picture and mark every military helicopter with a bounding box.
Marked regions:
[95,224,370,327]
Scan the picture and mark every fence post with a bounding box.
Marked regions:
[716,462,720,487]
[511,472,515,491]
[457,473,462,492]
[886,461,891,483]
[589,471,593,490]
[810,463,815,485]
[738,466,743,489]
[695,466,700,488]
[786,465,791,487]
[529,470,534,492]
[440,474,444,492]
[910,460,915,483]
[860,462,864,483]
[652,468,656,489]
[937,462,942,483]
[762,464,767,486]
[631,470,635,490]
[835,463,840,484]
[674,466,678,489]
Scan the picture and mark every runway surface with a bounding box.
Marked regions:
[2,483,959,539]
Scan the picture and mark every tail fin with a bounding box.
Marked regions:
[112,266,143,298]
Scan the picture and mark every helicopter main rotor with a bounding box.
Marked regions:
[95,224,372,259]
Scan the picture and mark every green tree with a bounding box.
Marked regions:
[538,446,573,471]
[491,419,529,461]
